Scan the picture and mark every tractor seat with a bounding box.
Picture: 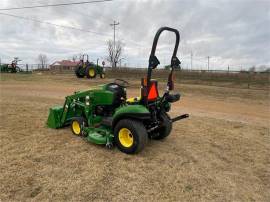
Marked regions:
[126,96,141,104]
[126,79,159,104]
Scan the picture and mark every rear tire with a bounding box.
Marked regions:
[71,117,87,136]
[152,112,172,140]
[75,66,85,78]
[114,119,148,154]
[86,66,96,78]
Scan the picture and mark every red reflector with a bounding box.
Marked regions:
[148,83,158,100]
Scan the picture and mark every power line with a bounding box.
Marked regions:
[119,37,144,47]
[0,0,113,11]
[0,12,146,50]
[0,12,111,37]
[64,6,114,23]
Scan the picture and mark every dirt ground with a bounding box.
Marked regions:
[0,73,269,202]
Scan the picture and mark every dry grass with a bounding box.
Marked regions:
[0,73,269,201]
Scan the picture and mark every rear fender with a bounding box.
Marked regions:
[112,105,150,127]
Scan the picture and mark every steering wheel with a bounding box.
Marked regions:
[114,79,130,88]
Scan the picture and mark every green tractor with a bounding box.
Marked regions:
[47,27,189,154]
[75,54,105,79]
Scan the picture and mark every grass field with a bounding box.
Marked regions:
[0,73,269,201]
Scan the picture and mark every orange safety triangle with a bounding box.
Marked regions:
[148,83,158,100]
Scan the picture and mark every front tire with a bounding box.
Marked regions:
[114,119,148,154]
[71,117,87,136]
[100,72,105,79]
[75,66,85,78]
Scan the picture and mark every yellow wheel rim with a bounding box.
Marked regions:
[119,128,133,148]
[89,69,95,77]
[72,121,81,135]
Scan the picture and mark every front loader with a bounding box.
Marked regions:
[47,27,189,154]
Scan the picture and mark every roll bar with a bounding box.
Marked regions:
[150,27,180,60]
[80,54,89,63]
[147,27,181,86]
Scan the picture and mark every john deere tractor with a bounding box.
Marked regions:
[47,27,189,154]
[75,54,105,79]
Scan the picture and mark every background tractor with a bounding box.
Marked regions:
[47,27,189,154]
[0,58,21,73]
[75,54,105,79]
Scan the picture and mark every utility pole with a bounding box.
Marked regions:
[110,20,120,68]
[207,56,210,71]
[190,51,193,70]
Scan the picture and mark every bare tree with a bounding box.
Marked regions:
[37,54,48,69]
[107,40,123,68]
[72,55,78,62]
[248,66,256,72]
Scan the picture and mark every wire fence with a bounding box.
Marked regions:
[104,67,270,90]
[1,64,269,89]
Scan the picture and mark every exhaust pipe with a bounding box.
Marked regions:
[171,114,189,122]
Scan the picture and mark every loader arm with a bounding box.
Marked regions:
[47,90,92,129]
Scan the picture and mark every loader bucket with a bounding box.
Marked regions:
[47,106,64,129]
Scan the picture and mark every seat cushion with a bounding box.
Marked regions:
[126,97,141,103]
